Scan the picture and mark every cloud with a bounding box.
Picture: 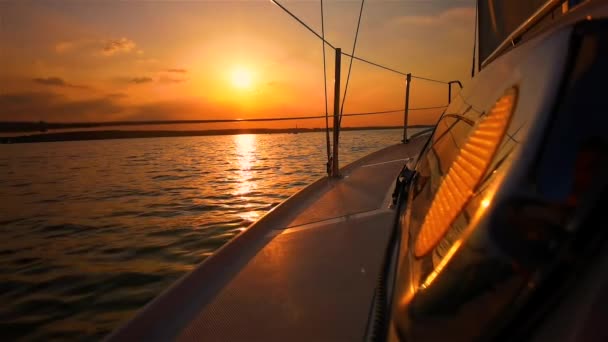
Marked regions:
[54,37,138,57]
[123,75,187,85]
[128,100,234,121]
[129,77,154,84]
[158,75,187,84]
[0,92,124,121]
[101,38,136,56]
[156,69,188,83]
[107,93,128,99]
[0,92,238,123]
[32,77,89,89]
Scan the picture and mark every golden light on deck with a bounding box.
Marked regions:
[231,67,253,90]
[414,87,517,257]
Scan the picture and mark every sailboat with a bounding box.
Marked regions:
[110,0,608,341]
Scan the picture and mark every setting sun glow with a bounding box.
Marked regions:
[0,1,473,129]
[231,68,253,90]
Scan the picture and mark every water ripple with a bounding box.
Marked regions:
[0,129,407,339]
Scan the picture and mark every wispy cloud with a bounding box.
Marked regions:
[32,77,89,89]
[166,68,187,73]
[101,38,136,56]
[0,92,123,121]
[159,75,187,84]
[124,74,187,85]
[129,77,154,84]
[54,37,138,57]
[107,93,128,99]
[0,91,236,122]
[128,99,235,121]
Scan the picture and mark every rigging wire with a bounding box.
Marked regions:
[269,0,335,49]
[343,52,451,85]
[19,107,448,132]
[345,106,445,115]
[269,0,451,85]
[341,52,407,76]
[320,0,331,165]
[339,0,366,126]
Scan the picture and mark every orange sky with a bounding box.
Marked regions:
[0,0,475,129]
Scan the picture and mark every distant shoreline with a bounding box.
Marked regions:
[0,126,433,144]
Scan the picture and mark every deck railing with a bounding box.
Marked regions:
[324,48,461,176]
[268,0,462,177]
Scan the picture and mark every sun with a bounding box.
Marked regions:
[231,67,253,90]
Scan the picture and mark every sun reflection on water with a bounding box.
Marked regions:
[233,134,261,223]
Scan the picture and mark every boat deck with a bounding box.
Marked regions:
[110,136,427,341]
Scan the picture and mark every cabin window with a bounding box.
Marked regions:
[478,0,551,63]
[408,114,474,237]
